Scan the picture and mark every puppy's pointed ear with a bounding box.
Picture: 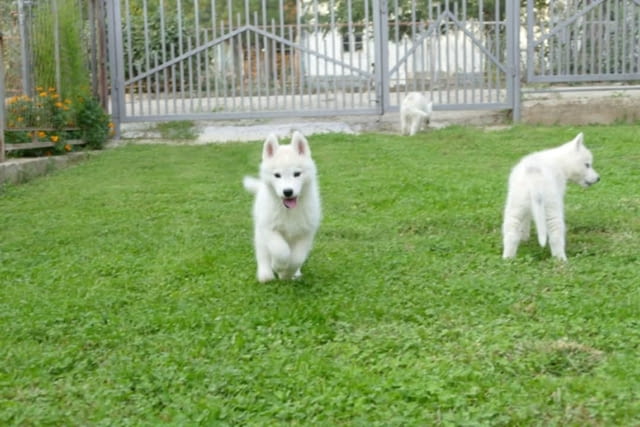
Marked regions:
[263,134,279,159]
[291,131,311,157]
[573,132,584,150]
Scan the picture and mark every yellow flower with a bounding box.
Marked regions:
[38,131,46,138]
[39,91,48,97]
[50,135,60,143]
[48,87,56,92]
[64,144,72,152]
[55,101,64,109]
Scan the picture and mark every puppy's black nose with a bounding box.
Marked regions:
[596,176,601,182]
[283,189,293,198]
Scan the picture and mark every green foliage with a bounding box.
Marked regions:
[0,125,639,424]
[3,90,111,154]
[30,0,90,100]
[74,96,111,150]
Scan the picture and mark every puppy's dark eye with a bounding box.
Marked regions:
[274,173,281,178]
[293,171,301,177]
[585,163,591,168]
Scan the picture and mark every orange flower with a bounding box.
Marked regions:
[38,131,46,138]
[50,135,60,143]
[64,144,72,152]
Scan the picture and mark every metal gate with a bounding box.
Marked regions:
[106,0,519,125]
[526,0,640,83]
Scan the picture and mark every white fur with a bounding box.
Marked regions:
[243,131,322,282]
[400,93,433,136]
[502,132,600,261]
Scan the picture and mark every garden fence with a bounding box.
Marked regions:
[1,0,640,150]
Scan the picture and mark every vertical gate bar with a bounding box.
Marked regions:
[410,0,416,94]
[632,0,638,75]
[296,3,303,111]
[244,0,252,111]
[581,5,587,77]
[226,0,235,111]
[261,0,269,110]
[186,36,193,112]
[373,0,389,114]
[204,29,211,112]
[347,0,354,108]
[154,53,160,109]
[506,0,520,121]
[462,0,467,105]
[328,0,336,110]
[123,0,135,116]
[614,0,619,75]
[236,13,244,110]
[142,0,151,114]
[194,0,203,112]
[211,0,220,112]
[216,19,228,110]
[312,0,319,110]
[254,12,261,110]
[358,0,365,108]
[289,26,296,110]
[271,19,278,109]
[478,0,483,103]
[159,0,168,114]
[219,20,228,111]
[394,0,401,105]
[632,0,637,76]
[621,0,626,75]
[526,0,534,82]
[494,0,500,103]
[453,2,459,105]
[106,0,125,136]
[444,0,450,104]
[0,32,5,162]
[279,0,288,110]
[597,4,602,75]
[171,43,177,113]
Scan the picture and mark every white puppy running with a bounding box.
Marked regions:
[243,131,322,282]
[400,93,433,136]
[502,132,600,261]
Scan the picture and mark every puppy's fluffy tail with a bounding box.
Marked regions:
[243,176,260,194]
[531,191,547,247]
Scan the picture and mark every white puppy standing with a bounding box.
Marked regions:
[243,131,322,282]
[502,132,600,261]
[400,93,433,136]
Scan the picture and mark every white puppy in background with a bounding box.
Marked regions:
[243,131,322,282]
[502,132,600,261]
[400,93,433,136]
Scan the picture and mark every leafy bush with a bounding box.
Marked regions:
[4,88,111,154]
[74,96,112,150]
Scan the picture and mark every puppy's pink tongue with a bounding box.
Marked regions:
[283,197,298,209]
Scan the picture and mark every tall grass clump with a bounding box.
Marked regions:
[31,0,89,100]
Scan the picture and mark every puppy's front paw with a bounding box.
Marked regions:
[257,268,275,283]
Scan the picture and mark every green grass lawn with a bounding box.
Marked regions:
[1,125,639,425]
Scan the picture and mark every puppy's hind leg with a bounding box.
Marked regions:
[546,215,567,261]
[502,219,521,259]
